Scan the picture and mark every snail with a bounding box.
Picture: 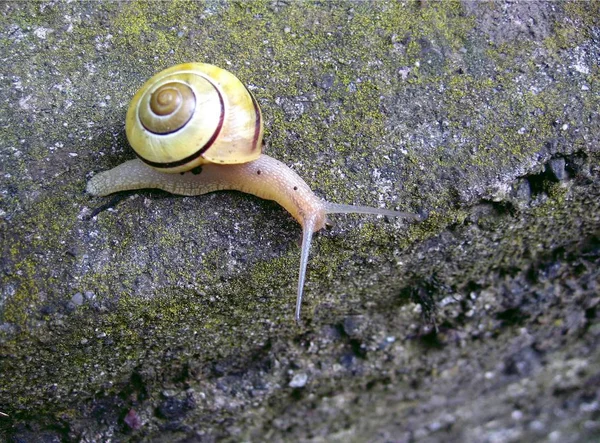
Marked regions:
[87,63,420,321]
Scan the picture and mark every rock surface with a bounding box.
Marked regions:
[0,1,599,441]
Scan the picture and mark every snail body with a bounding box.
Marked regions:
[87,63,419,321]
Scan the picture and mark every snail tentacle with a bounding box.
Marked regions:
[296,214,318,322]
[323,202,421,220]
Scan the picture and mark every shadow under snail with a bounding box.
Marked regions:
[87,63,421,321]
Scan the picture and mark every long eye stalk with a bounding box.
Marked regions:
[296,215,318,322]
[324,202,421,220]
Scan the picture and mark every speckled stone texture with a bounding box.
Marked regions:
[0,1,599,441]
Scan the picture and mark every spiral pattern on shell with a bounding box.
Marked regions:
[140,82,196,134]
[125,63,264,174]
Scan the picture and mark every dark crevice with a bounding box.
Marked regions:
[495,307,529,326]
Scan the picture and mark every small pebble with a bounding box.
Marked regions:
[71,292,84,306]
[548,158,566,181]
[289,373,308,388]
[124,408,142,430]
[511,410,523,420]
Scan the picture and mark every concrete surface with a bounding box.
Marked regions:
[0,1,599,441]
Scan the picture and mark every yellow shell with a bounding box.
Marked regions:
[125,63,264,173]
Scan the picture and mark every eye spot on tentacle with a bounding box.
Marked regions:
[293,186,298,191]
[191,166,203,175]
[256,170,261,175]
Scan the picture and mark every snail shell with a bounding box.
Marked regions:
[126,63,264,173]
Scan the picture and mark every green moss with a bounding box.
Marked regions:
[545,1,600,51]
[111,1,184,58]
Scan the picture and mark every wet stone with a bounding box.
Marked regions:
[71,292,84,306]
[548,158,567,181]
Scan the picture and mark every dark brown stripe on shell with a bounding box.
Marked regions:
[136,81,225,169]
[247,86,262,151]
